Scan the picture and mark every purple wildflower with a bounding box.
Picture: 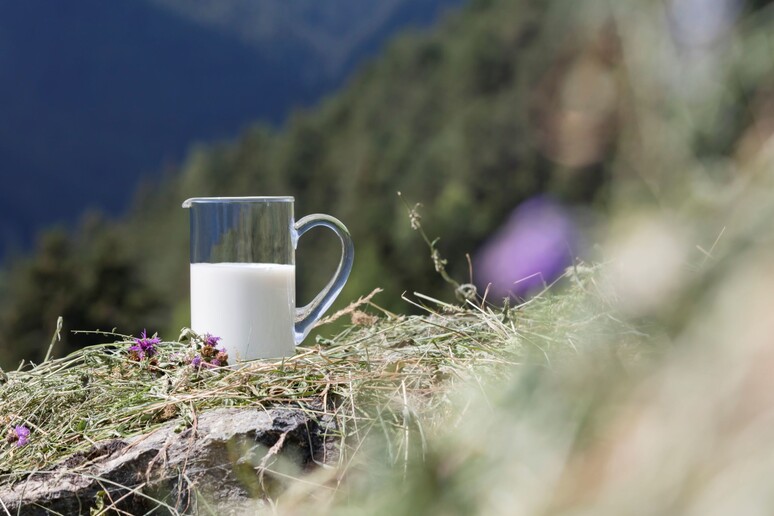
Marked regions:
[129,329,161,360]
[13,425,30,447]
[475,197,579,299]
[210,359,221,367]
[203,333,221,348]
[191,355,202,368]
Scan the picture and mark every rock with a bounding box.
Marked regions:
[0,407,337,514]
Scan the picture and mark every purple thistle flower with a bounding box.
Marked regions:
[129,329,161,360]
[191,355,202,367]
[203,333,221,348]
[210,359,221,367]
[14,425,30,447]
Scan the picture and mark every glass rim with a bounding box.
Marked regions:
[182,196,294,208]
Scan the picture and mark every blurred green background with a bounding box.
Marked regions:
[1,0,773,370]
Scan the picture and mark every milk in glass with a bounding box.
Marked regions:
[190,263,295,360]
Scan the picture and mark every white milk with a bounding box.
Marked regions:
[190,263,295,361]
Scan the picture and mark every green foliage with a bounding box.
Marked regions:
[0,219,165,367]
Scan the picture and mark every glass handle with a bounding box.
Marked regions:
[294,214,354,344]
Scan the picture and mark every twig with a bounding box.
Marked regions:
[314,288,383,328]
[71,473,180,515]
[258,430,290,489]
[398,192,477,301]
[44,316,63,363]
[0,494,10,516]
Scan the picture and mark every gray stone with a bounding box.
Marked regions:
[0,407,338,514]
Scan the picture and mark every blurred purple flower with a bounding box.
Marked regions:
[129,329,161,360]
[475,197,578,300]
[191,355,202,368]
[210,359,221,367]
[13,425,30,447]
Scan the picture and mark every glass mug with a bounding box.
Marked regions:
[182,197,354,361]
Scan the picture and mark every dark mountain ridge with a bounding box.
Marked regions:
[0,0,461,256]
